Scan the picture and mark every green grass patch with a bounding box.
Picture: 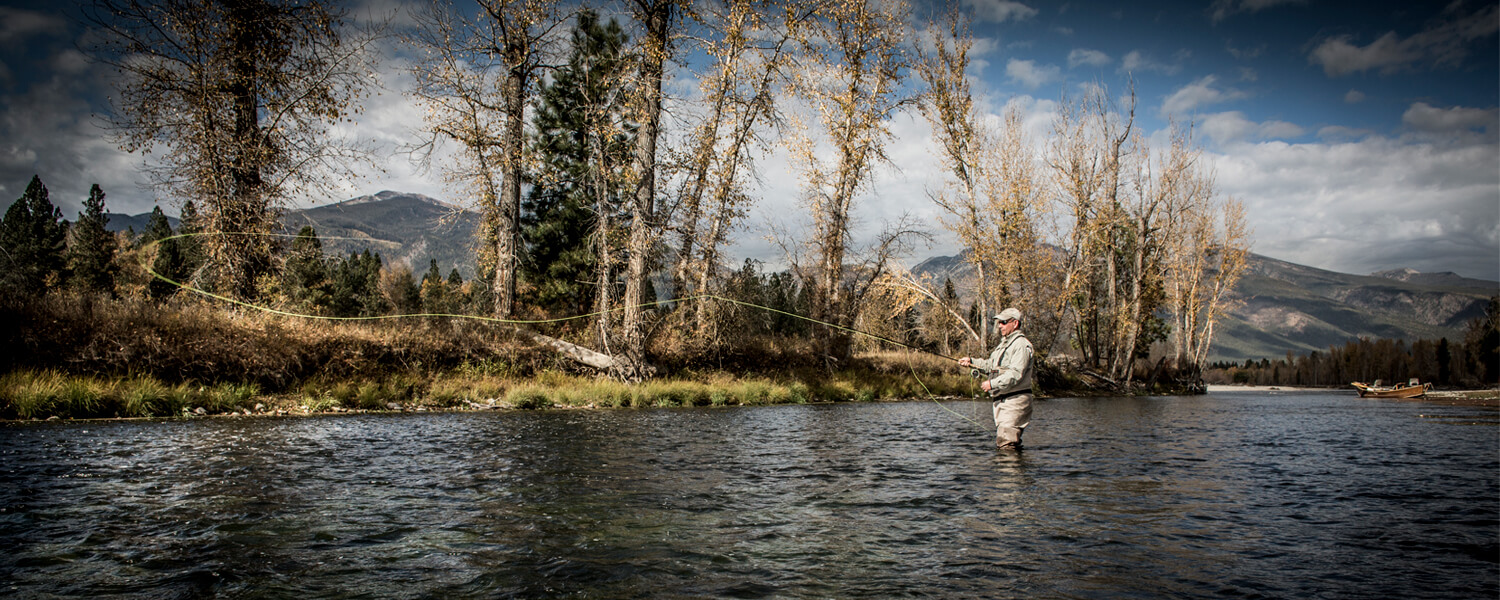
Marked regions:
[505,385,553,410]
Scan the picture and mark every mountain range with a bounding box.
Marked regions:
[913,251,1497,363]
[108,191,1498,363]
[109,191,481,278]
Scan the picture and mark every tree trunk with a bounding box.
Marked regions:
[494,64,527,318]
[623,0,672,364]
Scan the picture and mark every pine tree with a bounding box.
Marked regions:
[67,184,119,295]
[0,175,69,294]
[446,268,467,315]
[382,264,422,315]
[329,250,385,317]
[177,200,204,275]
[145,207,186,299]
[282,225,330,312]
[420,259,447,315]
[520,10,633,316]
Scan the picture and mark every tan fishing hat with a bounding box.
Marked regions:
[994,307,1022,323]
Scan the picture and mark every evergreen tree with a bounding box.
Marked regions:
[446,268,467,315]
[282,225,330,312]
[177,200,204,274]
[67,184,118,295]
[329,250,385,317]
[145,207,186,299]
[0,175,69,294]
[420,259,447,315]
[520,10,633,316]
[1466,297,1500,383]
[384,265,422,315]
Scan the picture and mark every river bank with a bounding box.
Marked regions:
[2,294,1215,421]
[0,360,990,421]
[1209,384,1500,407]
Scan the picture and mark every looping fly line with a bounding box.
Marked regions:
[141,231,993,431]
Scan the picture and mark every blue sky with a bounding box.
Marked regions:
[1,0,1496,280]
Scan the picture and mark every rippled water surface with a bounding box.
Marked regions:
[2,391,1497,598]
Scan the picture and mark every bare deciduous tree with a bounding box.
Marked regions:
[785,0,912,361]
[917,10,1057,357]
[669,0,800,334]
[407,0,561,318]
[91,0,377,299]
[620,0,677,367]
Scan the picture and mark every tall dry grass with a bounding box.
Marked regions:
[1,294,981,419]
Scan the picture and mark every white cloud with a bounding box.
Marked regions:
[0,52,157,217]
[1210,132,1499,278]
[1119,50,1181,75]
[1005,59,1060,90]
[1209,0,1304,23]
[1226,42,1265,60]
[1344,89,1365,103]
[1067,48,1110,69]
[0,7,66,43]
[1315,125,1374,141]
[1200,111,1304,144]
[1401,102,1497,135]
[1308,4,1499,76]
[961,0,1039,23]
[1161,75,1248,115]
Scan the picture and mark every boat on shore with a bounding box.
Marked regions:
[1351,379,1432,398]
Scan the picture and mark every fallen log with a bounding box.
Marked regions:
[512,326,655,382]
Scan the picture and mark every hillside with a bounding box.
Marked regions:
[281,191,480,277]
[103,211,177,234]
[912,251,1497,363]
[109,192,481,278]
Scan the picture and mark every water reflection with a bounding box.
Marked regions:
[1,392,1496,598]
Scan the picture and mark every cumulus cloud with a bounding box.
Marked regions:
[1208,0,1304,23]
[1210,130,1499,278]
[961,0,1038,23]
[1005,59,1060,90]
[1401,102,1497,135]
[1344,89,1365,103]
[1161,75,1248,115]
[1200,112,1305,144]
[1308,4,1499,76]
[0,65,154,217]
[1119,50,1181,76]
[1067,48,1110,69]
[0,7,66,43]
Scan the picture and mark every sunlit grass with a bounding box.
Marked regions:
[0,350,979,421]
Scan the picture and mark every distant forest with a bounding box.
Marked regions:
[1204,304,1500,388]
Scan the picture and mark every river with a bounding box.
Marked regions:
[2,390,1496,599]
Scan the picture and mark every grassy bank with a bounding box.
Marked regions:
[1,295,981,420]
[0,361,978,420]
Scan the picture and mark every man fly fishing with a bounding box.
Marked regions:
[958,308,1035,450]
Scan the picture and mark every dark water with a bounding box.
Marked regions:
[2,391,1496,599]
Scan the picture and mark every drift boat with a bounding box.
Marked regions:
[1351,379,1432,398]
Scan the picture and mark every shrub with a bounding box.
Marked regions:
[120,375,176,417]
[506,386,552,409]
[1,370,64,419]
[203,383,260,414]
[356,382,387,410]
